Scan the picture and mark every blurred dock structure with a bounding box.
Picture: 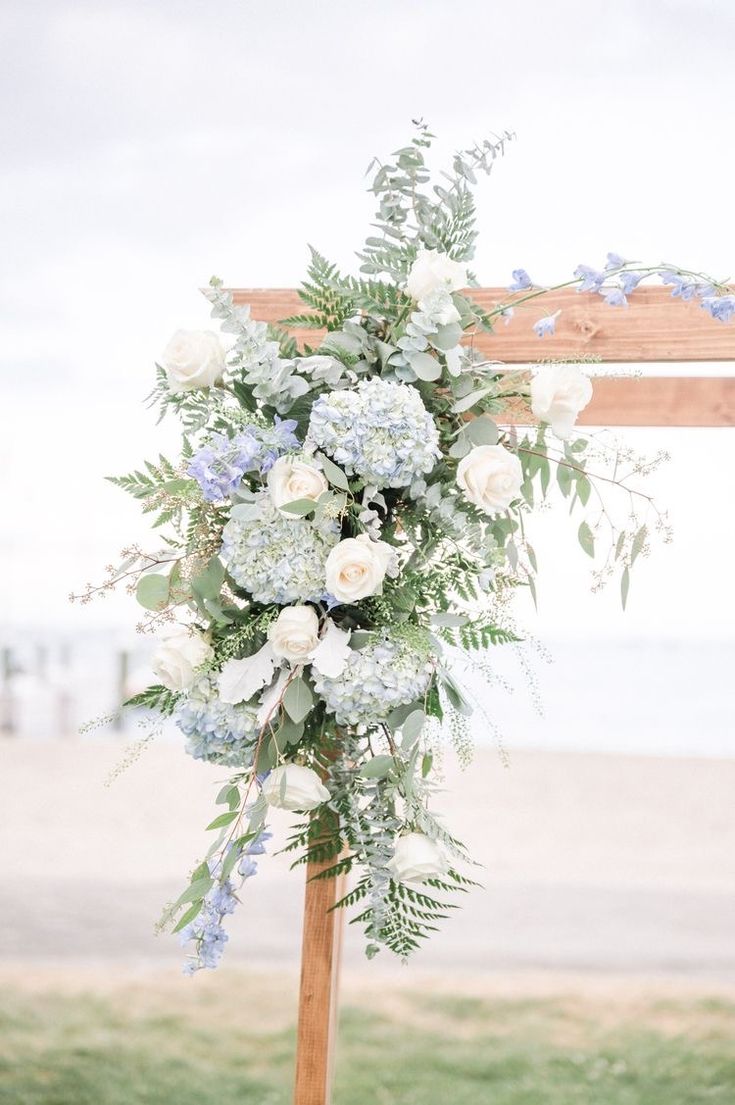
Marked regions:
[0,632,153,740]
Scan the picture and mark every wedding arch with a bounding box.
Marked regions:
[234,282,734,1105]
[84,127,735,1105]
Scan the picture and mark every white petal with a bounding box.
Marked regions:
[218,643,277,705]
[257,669,290,726]
[310,620,352,679]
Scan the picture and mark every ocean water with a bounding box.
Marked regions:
[1,631,732,759]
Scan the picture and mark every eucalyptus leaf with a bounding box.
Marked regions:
[206,810,238,831]
[621,566,630,609]
[408,351,442,381]
[428,322,462,351]
[135,573,169,611]
[279,498,317,516]
[400,708,426,744]
[465,416,499,446]
[317,453,350,491]
[283,677,314,723]
[191,556,225,601]
[172,899,204,934]
[578,520,595,558]
[452,385,494,414]
[360,754,395,779]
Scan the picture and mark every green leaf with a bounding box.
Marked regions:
[621,566,630,610]
[428,322,462,351]
[191,556,225,601]
[360,754,395,779]
[465,417,499,446]
[174,876,213,908]
[630,524,647,566]
[401,709,426,745]
[279,498,317,516]
[578,520,595,558]
[283,677,314,723]
[206,810,238,831]
[255,735,280,774]
[317,453,350,491]
[135,573,170,610]
[386,701,421,732]
[172,899,204,934]
[557,463,573,498]
[576,474,592,506]
[408,351,442,381]
[421,752,433,778]
[452,385,494,414]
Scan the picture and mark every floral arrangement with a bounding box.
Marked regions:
[81,123,734,974]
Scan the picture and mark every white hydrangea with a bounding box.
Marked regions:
[307,377,441,489]
[221,495,340,605]
[313,631,432,727]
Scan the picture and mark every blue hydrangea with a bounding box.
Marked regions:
[220,494,340,604]
[307,377,440,489]
[313,631,431,727]
[175,676,261,766]
[187,418,299,501]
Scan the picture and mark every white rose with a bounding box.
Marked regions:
[267,456,329,513]
[417,287,461,326]
[456,444,523,516]
[262,763,330,812]
[530,364,593,440]
[151,626,213,691]
[325,534,394,603]
[388,832,448,886]
[406,249,467,302]
[268,605,320,663]
[160,329,226,393]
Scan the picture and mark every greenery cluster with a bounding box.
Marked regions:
[87,122,732,968]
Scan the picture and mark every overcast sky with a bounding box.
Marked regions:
[1,0,734,641]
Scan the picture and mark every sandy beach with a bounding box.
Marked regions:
[1,737,733,984]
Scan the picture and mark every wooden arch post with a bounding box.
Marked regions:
[229,285,735,1105]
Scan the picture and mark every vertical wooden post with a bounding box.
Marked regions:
[293,840,345,1105]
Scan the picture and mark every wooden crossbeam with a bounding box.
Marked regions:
[232,286,735,364]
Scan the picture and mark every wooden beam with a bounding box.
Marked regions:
[231,286,735,363]
[578,376,735,428]
[294,839,345,1105]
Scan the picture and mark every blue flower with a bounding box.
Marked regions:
[221,493,340,605]
[619,272,643,295]
[188,419,300,502]
[574,265,605,293]
[313,630,431,727]
[176,676,261,766]
[605,252,627,270]
[245,830,272,855]
[238,857,259,879]
[308,377,440,490]
[508,268,532,291]
[701,295,735,323]
[533,311,560,338]
[659,271,700,300]
[602,287,628,308]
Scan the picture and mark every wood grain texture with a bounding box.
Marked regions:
[230,286,735,363]
[294,843,345,1105]
[577,376,735,427]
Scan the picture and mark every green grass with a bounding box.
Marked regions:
[1,976,734,1104]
